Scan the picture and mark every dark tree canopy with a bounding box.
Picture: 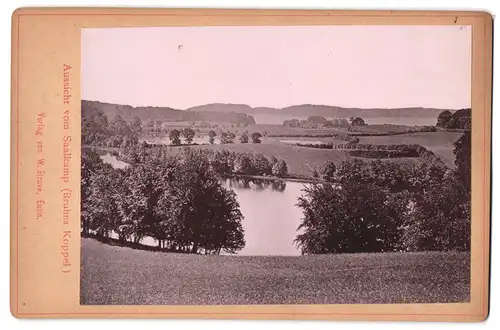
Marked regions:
[436,108,471,130]
[169,129,181,145]
[436,110,453,128]
[182,127,195,144]
[208,130,217,144]
[220,132,235,144]
[350,117,366,126]
[239,132,249,144]
[295,157,470,254]
[453,130,471,191]
[251,132,262,144]
[321,161,337,182]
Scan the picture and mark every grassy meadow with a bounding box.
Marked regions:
[81,238,470,305]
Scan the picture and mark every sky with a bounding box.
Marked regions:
[82,25,471,110]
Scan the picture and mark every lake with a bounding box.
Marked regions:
[100,153,305,256]
[220,178,305,256]
[100,153,129,169]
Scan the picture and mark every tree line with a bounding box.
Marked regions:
[120,144,289,178]
[295,131,471,254]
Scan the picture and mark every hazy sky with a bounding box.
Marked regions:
[82,25,471,109]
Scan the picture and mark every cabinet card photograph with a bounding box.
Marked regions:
[11,8,491,320]
[80,25,472,305]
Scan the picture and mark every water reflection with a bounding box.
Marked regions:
[221,178,304,256]
[221,177,287,192]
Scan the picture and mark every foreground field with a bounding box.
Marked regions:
[81,238,470,305]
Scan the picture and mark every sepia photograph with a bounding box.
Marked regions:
[80,25,472,305]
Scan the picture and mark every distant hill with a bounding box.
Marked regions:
[82,100,256,125]
[187,103,453,118]
[83,100,454,126]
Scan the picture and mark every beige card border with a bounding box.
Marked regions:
[10,8,492,321]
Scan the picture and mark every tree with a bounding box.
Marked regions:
[228,132,236,143]
[182,127,195,144]
[272,159,288,178]
[436,110,453,128]
[108,115,132,136]
[209,150,234,176]
[158,149,245,254]
[448,108,471,130]
[220,131,235,144]
[350,117,366,126]
[130,116,142,133]
[81,149,109,236]
[208,130,217,144]
[220,132,229,144]
[239,132,249,144]
[85,165,124,238]
[252,154,272,176]
[169,129,181,146]
[122,157,176,247]
[234,153,254,175]
[453,130,471,191]
[251,132,262,144]
[294,182,406,254]
[321,161,337,182]
[404,177,470,252]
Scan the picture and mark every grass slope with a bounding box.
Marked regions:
[81,238,470,305]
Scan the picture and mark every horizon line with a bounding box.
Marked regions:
[82,99,469,111]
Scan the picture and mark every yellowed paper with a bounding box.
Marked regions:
[10,8,492,321]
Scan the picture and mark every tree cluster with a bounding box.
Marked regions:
[82,111,141,147]
[295,132,471,254]
[436,108,471,130]
[81,148,245,254]
[120,145,289,179]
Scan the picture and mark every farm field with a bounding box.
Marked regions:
[349,124,430,134]
[81,238,470,305]
[357,131,462,167]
